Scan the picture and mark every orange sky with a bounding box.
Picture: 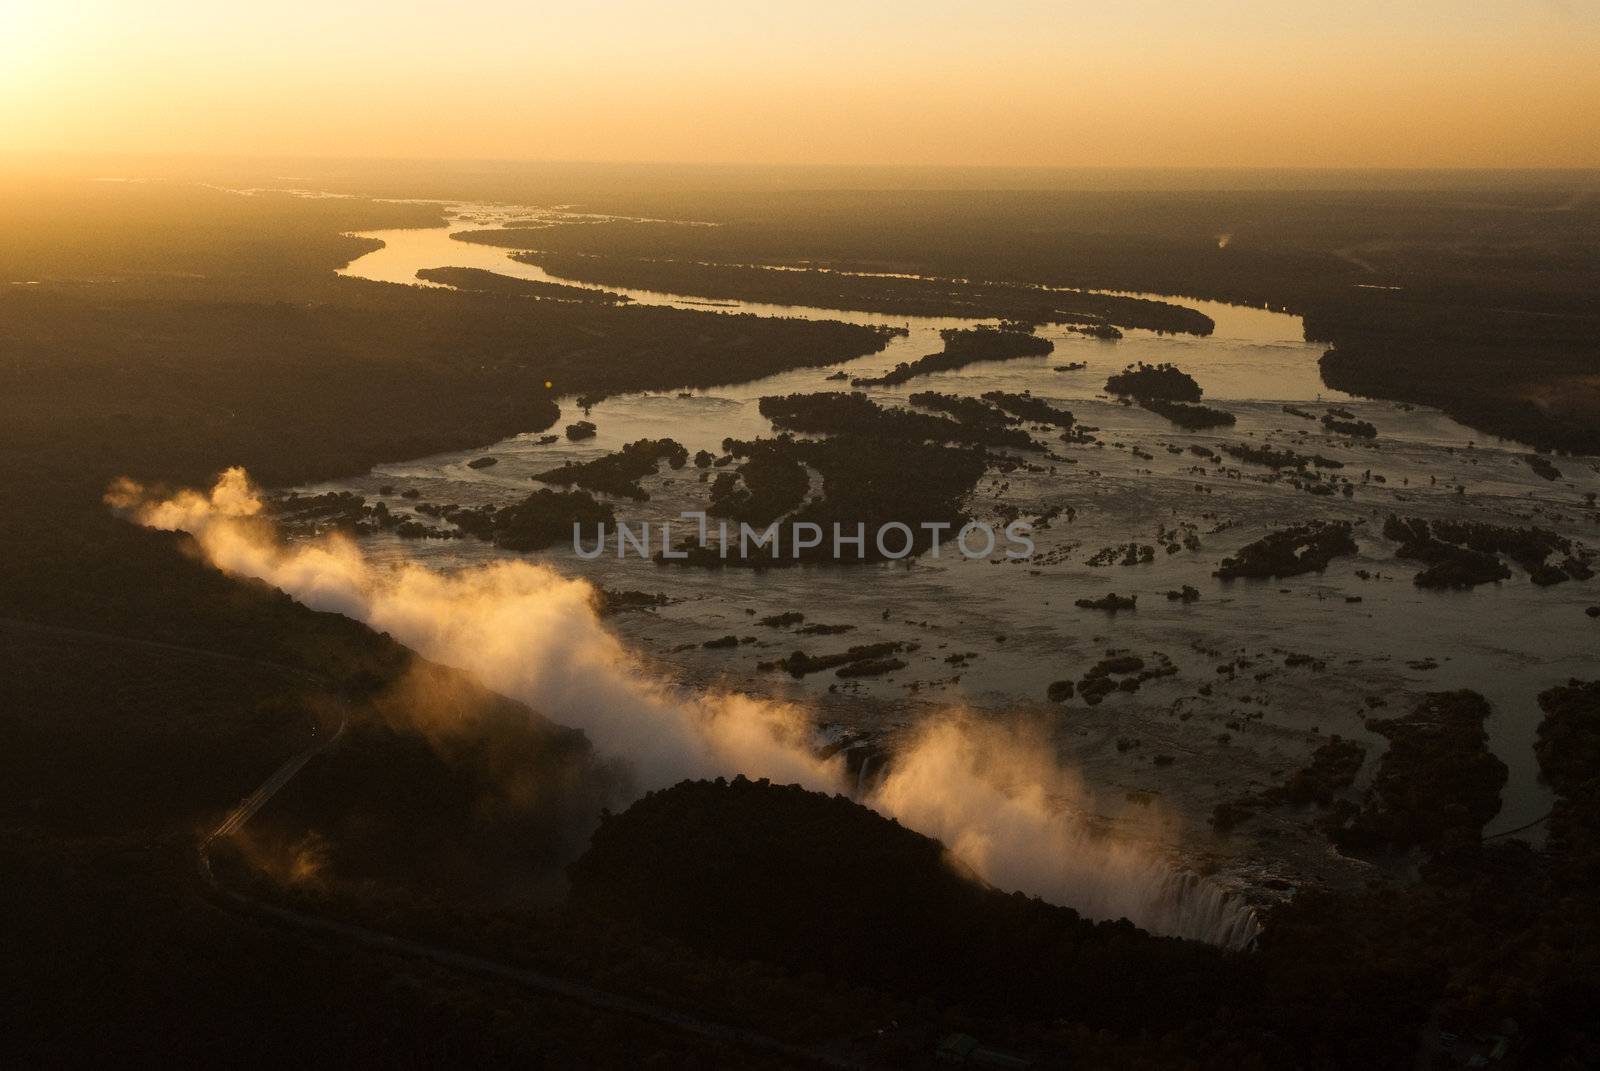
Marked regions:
[3,1,1598,168]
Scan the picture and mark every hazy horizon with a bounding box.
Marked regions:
[9,154,1600,199]
[5,0,1598,169]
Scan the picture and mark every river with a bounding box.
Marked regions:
[296,201,1600,904]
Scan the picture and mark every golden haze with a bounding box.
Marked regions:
[2,0,1597,167]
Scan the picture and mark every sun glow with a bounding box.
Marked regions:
[0,2,66,84]
[2,1,1598,167]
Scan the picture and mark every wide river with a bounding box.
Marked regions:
[299,203,1598,900]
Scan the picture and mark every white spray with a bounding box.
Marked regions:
[110,469,1259,947]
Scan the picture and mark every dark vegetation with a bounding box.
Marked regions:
[415,265,628,302]
[758,642,910,677]
[1137,397,1237,430]
[781,435,987,554]
[472,246,1216,333]
[1535,679,1600,796]
[1105,362,1203,401]
[758,390,1036,450]
[532,438,689,499]
[591,587,670,616]
[707,439,812,525]
[271,489,385,536]
[849,326,1052,387]
[907,390,1020,428]
[1317,328,1599,454]
[1214,521,1358,579]
[758,611,805,628]
[567,777,1225,1028]
[980,390,1075,427]
[1224,443,1344,470]
[1384,516,1591,588]
[667,432,989,565]
[1385,516,1511,589]
[1099,362,1232,427]
[1074,651,1177,704]
[1086,542,1155,566]
[446,488,615,551]
[269,486,615,551]
[1321,412,1378,439]
[1075,592,1137,611]
[1331,691,1507,853]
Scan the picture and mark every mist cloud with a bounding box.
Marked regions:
[110,468,1257,946]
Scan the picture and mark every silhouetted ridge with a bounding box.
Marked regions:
[568,776,1229,1026]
